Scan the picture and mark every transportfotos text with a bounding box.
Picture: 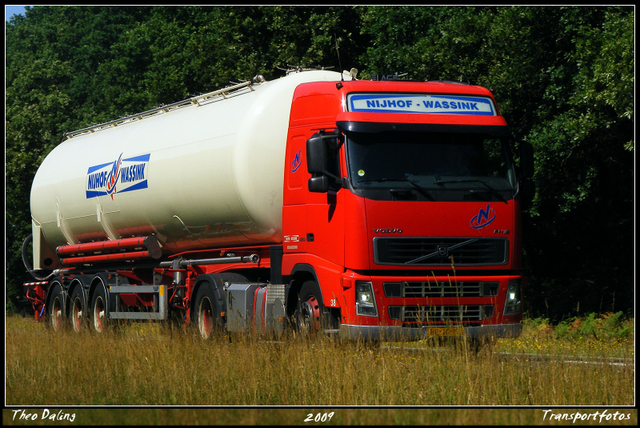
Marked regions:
[542,409,632,423]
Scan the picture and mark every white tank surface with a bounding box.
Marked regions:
[30,70,344,269]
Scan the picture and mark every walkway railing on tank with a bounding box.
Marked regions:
[63,75,266,140]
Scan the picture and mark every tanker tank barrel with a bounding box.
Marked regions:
[29,70,344,271]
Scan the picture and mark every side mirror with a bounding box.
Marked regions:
[308,176,331,193]
[306,130,342,193]
[306,134,328,175]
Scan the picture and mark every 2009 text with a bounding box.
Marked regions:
[304,412,335,423]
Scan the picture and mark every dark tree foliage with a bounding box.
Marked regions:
[360,6,634,319]
[6,6,633,321]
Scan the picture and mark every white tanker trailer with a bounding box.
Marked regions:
[30,70,343,271]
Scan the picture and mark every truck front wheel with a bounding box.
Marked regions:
[295,281,324,335]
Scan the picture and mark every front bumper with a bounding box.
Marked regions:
[339,322,522,341]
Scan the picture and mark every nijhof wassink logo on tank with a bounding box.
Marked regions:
[86,153,150,199]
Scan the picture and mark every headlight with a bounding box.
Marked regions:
[355,281,378,317]
[503,280,522,316]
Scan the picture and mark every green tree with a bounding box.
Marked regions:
[5,6,147,309]
[359,6,634,318]
[523,7,634,318]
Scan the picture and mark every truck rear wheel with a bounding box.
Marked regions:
[193,281,224,340]
[47,281,65,331]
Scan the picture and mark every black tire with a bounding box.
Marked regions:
[192,280,224,340]
[90,285,109,333]
[295,280,328,335]
[68,286,86,333]
[47,282,65,332]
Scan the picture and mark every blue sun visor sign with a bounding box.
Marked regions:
[347,93,497,116]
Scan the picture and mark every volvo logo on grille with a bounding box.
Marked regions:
[373,228,403,234]
[437,245,449,256]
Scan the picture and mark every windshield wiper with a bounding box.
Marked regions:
[357,177,434,201]
[435,178,508,204]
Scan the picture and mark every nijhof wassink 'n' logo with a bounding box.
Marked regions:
[291,149,302,173]
[86,153,150,199]
[470,204,496,229]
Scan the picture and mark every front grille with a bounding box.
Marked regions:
[374,237,508,266]
[388,305,494,324]
[384,281,499,298]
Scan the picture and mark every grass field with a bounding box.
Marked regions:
[4,312,636,424]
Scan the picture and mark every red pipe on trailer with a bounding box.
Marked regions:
[59,250,155,265]
[56,236,150,255]
[56,236,163,264]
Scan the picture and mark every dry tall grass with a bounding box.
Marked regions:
[5,315,634,407]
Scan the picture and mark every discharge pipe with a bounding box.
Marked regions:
[158,254,260,268]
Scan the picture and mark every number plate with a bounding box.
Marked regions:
[424,327,464,337]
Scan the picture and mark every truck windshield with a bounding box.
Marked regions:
[345,131,516,201]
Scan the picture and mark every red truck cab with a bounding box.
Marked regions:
[283,77,530,341]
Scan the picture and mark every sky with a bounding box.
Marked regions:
[5,5,28,22]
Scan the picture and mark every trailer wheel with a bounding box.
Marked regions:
[295,281,324,335]
[69,287,85,333]
[47,282,65,332]
[193,282,223,340]
[90,286,109,333]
